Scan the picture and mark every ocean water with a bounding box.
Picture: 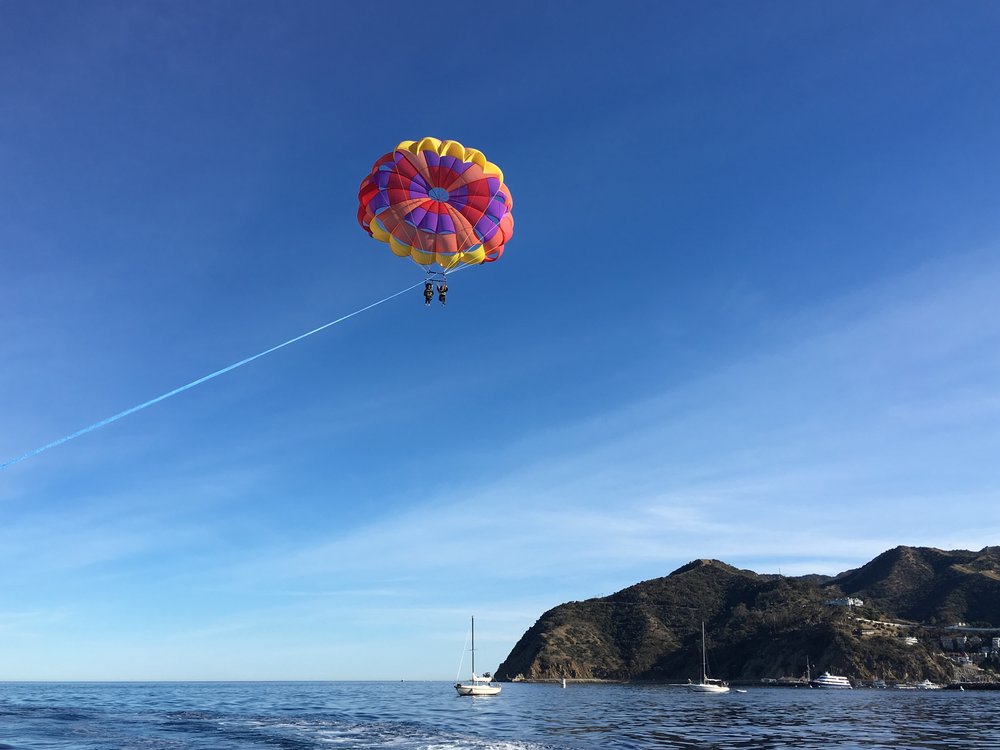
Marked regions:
[1,681,998,750]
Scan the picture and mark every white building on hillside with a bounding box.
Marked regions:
[825,597,864,607]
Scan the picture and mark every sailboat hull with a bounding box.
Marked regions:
[689,682,730,693]
[455,683,502,696]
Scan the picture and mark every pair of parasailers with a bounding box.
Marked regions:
[423,281,448,305]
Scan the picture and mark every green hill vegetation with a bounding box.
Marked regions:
[495,547,1000,684]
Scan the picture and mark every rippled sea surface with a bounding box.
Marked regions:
[2,681,999,750]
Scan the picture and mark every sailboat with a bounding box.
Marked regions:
[454,616,502,696]
[688,622,730,693]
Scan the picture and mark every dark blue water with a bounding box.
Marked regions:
[1,682,998,749]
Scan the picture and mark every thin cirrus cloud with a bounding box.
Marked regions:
[239,248,1000,587]
[6,247,997,628]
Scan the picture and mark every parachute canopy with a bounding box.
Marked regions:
[358,137,514,270]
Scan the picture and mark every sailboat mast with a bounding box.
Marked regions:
[701,622,708,682]
[471,616,476,675]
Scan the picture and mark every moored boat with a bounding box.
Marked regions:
[810,672,853,689]
[454,616,502,697]
[688,622,730,694]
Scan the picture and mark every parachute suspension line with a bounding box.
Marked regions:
[423,261,471,280]
[444,262,474,277]
[0,279,426,471]
[421,261,472,305]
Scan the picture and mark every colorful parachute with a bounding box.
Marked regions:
[357,137,514,270]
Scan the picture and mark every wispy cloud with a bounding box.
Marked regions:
[0,607,69,638]
[221,249,1000,591]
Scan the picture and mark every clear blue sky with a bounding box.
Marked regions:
[2,1,999,680]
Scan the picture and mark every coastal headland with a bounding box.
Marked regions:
[496,546,1000,686]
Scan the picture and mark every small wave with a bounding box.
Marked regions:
[243,715,554,750]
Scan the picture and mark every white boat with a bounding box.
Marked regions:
[915,679,943,690]
[688,622,730,694]
[810,672,853,689]
[454,616,502,697]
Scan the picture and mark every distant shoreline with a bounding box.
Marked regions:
[510,678,1000,690]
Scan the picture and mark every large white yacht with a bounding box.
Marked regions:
[810,672,853,689]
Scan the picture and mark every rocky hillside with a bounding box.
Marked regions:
[831,546,1000,625]
[495,547,1000,683]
